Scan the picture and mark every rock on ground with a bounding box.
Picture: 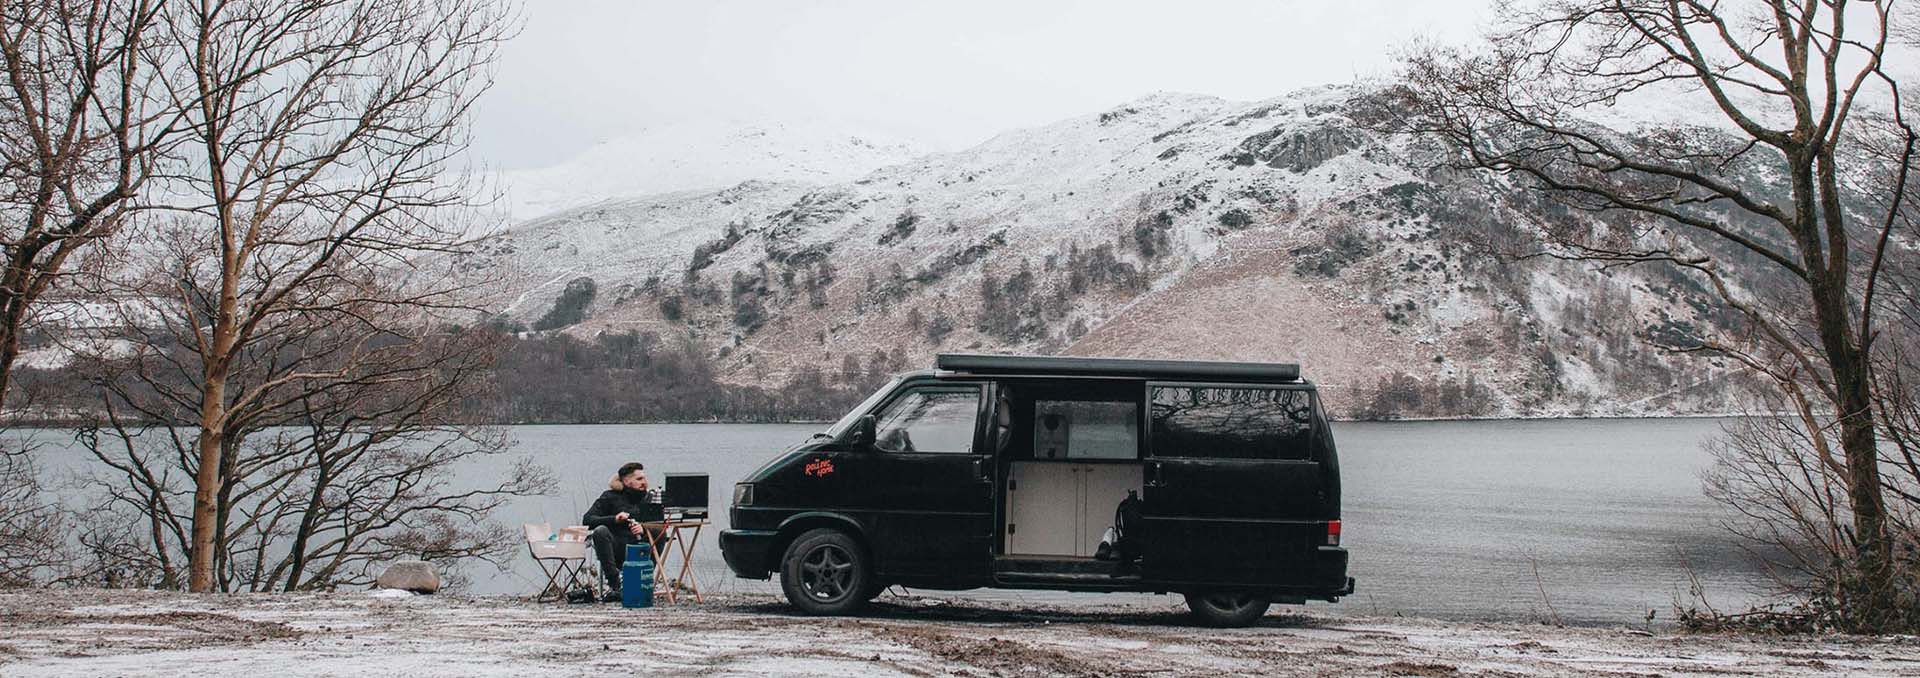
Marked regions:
[1,589,1916,677]
[374,560,442,594]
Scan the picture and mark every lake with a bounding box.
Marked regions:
[28,418,1774,625]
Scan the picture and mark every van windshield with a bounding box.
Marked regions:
[823,376,904,441]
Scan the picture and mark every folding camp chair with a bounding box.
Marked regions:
[524,523,598,602]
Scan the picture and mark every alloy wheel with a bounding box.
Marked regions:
[1202,591,1260,612]
[799,543,855,601]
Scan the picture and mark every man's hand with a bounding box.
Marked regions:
[628,521,645,538]
[614,511,630,523]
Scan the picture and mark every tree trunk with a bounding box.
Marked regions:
[214,438,239,591]
[0,304,22,411]
[282,452,332,591]
[1816,280,1892,622]
[0,240,46,409]
[1811,141,1894,626]
[188,368,226,593]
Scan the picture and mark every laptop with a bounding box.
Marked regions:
[663,473,709,520]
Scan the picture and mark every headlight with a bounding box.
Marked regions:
[732,483,754,507]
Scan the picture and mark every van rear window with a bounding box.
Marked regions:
[1149,386,1315,460]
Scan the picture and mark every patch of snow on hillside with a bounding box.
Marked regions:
[493,119,931,222]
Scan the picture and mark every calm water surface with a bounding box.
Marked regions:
[478,418,1767,624]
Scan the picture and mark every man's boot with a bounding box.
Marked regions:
[600,574,622,603]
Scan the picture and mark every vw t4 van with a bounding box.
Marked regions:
[719,353,1353,626]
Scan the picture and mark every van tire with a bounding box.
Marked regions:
[779,528,871,616]
[1184,590,1270,627]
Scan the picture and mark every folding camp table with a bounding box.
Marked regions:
[641,517,708,603]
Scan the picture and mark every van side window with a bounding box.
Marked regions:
[1032,400,1138,460]
[873,387,980,454]
[1149,386,1314,460]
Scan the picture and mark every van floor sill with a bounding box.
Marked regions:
[994,571,1143,582]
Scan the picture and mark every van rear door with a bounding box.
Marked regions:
[1138,383,1326,587]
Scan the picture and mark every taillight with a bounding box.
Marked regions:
[1326,520,1342,546]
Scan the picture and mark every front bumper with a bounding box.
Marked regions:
[719,529,777,579]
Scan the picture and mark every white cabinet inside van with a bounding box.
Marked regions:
[1005,462,1141,557]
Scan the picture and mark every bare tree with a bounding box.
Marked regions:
[1702,212,1917,626]
[1395,1,1915,629]
[77,314,552,592]
[0,0,180,590]
[62,0,521,592]
[0,0,171,407]
[0,443,62,586]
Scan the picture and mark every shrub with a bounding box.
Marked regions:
[1133,211,1173,259]
[1290,230,1375,278]
[878,210,918,246]
[729,270,768,332]
[532,277,596,331]
[657,295,684,321]
[925,310,954,344]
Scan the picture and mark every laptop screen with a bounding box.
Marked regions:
[663,473,709,509]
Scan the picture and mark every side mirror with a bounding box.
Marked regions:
[857,414,877,448]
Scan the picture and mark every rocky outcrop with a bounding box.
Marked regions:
[1228,122,1368,172]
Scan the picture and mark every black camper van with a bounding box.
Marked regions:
[719,354,1353,626]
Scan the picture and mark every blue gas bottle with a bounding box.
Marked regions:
[622,543,655,608]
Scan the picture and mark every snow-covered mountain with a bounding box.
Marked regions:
[490,119,930,222]
[450,85,1768,418]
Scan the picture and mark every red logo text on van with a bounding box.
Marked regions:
[804,458,835,477]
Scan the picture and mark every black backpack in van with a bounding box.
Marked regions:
[1096,490,1144,566]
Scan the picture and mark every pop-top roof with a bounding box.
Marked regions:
[934,353,1301,382]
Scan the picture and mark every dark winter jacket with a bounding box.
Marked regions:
[583,488,663,528]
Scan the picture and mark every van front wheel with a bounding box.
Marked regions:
[1184,590,1270,627]
[779,528,871,616]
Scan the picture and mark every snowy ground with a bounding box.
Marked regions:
[3,589,1917,677]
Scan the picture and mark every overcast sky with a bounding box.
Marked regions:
[471,0,1493,171]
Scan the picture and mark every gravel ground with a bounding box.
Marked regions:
[2,588,1917,677]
